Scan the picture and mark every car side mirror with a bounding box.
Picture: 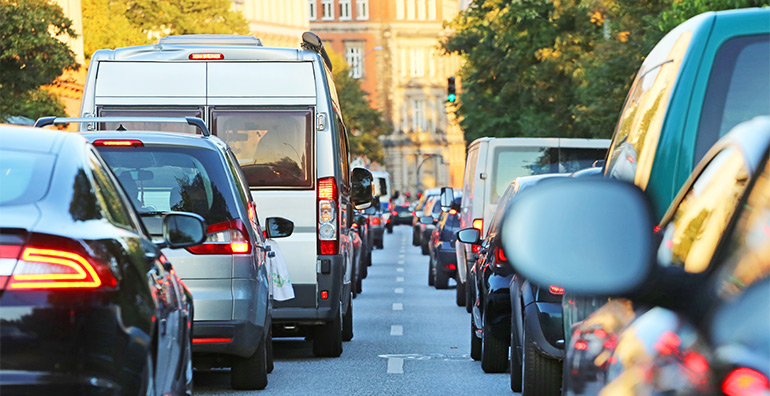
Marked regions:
[501,178,655,296]
[415,210,424,218]
[163,212,207,249]
[439,187,454,212]
[351,168,374,210]
[419,216,434,225]
[266,217,294,238]
[456,228,481,245]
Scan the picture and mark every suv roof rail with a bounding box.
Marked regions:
[158,34,263,47]
[301,31,333,72]
[34,116,211,137]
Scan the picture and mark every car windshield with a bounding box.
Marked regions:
[0,150,55,206]
[97,146,239,234]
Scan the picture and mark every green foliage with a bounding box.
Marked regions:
[443,0,768,143]
[0,0,77,120]
[328,48,391,164]
[83,0,249,59]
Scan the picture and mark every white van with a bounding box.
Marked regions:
[455,137,609,309]
[79,33,373,357]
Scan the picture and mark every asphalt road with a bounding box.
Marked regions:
[196,226,514,395]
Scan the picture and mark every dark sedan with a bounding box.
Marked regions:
[0,125,205,395]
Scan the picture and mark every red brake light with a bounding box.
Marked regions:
[392,211,397,216]
[8,247,114,290]
[371,217,381,226]
[723,367,770,396]
[189,53,224,60]
[92,139,143,147]
[448,208,457,215]
[593,329,607,339]
[574,340,588,350]
[549,285,565,295]
[472,245,480,253]
[472,218,483,231]
[192,338,231,344]
[495,248,507,262]
[318,178,337,200]
[320,290,329,300]
[317,177,339,255]
[187,219,252,255]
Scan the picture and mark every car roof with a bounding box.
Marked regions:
[82,131,229,152]
[0,125,83,154]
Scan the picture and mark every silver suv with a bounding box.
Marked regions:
[72,118,293,390]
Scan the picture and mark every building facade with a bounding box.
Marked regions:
[310,0,466,196]
[236,0,310,48]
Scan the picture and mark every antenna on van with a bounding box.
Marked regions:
[301,31,333,72]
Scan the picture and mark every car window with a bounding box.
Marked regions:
[0,149,55,206]
[87,150,138,231]
[696,35,770,161]
[97,107,203,134]
[487,182,516,235]
[211,109,313,189]
[657,146,750,273]
[462,146,479,209]
[712,152,770,300]
[336,113,350,185]
[605,30,692,189]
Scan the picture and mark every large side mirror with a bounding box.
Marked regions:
[419,216,434,225]
[439,187,454,212]
[266,217,294,238]
[501,178,654,296]
[351,168,374,210]
[163,212,207,249]
[456,228,481,245]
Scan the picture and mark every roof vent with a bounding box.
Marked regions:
[158,35,263,46]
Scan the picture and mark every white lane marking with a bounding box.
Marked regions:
[396,277,404,282]
[390,325,403,336]
[392,303,403,311]
[387,357,404,374]
[394,287,404,294]
[396,268,404,272]
[399,254,405,259]
[397,260,405,265]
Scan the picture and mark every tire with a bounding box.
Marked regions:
[387,225,393,234]
[510,318,522,392]
[470,316,481,361]
[362,260,369,277]
[139,354,155,396]
[377,239,384,249]
[355,273,363,295]
[428,257,435,286]
[435,269,449,289]
[313,306,343,357]
[456,277,466,307]
[412,229,420,246]
[342,299,354,342]
[366,250,372,267]
[266,327,274,374]
[522,324,562,396]
[421,241,429,255]
[481,311,508,373]
[231,337,268,390]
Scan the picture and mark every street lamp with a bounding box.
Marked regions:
[415,153,444,193]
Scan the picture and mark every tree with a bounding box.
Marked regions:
[83,0,249,59]
[0,0,77,120]
[328,48,391,164]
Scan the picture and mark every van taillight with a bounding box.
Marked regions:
[189,53,224,60]
[187,219,252,255]
[318,177,338,255]
[6,246,116,290]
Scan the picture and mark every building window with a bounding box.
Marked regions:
[428,0,436,20]
[356,0,368,20]
[322,0,333,20]
[412,99,426,131]
[345,43,364,79]
[417,0,426,20]
[396,0,404,20]
[339,0,351,20]
[410,48,425,77]
[309,0,316,20]
[406,0,415,20]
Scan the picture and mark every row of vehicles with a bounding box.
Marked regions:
[1,32,381,394]
[410,7,770,396]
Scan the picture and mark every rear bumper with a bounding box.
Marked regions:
[272,254,344,326]
[192,320,264,358]
[436,244,457,274]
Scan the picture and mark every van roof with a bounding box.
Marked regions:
[91,41,313,63]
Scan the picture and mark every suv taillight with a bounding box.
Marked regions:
[318,177,338,255]
[371,216,381,226]
[187,219,252,255]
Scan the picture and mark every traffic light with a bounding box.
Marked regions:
[447,77,456,103]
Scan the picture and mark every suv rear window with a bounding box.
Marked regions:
[0,150,55,205]
[97,146,239,234]
[211,109,313,189]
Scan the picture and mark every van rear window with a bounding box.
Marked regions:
[97,108,203,134]
[211,109,313,189]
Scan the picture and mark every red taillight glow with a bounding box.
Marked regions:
[318,177,339,255]
[722,367,770,396]
[320,290,329,300]
[603,334,618,349]
[192,338,231,344]
[472,218,483,231]
[189,53,224,60]
[92,139,143,147]
[318,178,337,200]
[445,264,456,270]
[495,248,507,262]
[549,285,565,295]
[448,208,457,215]
[371,217,381,226]
[593,329,607,339]
[574,340,588,350]
[654,331,681,355]
[472,245,480,253]
[392,211,397,216]
[8,248,106,289]
[186,219,252,255]
[319,240,337,255]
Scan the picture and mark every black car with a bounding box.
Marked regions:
[0,125,205,395]
[412,188,440,246]
[428,194,462,290]
[419,196,441,255]
[390,205,412,225]
[501,117,770,395]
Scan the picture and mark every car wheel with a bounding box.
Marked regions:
[366,250,372,267]
[377,239,384,249]
[522,323,562,396]
[470,316,481,361]
[231,336,268,390]
[510,316,522,392]
[355,273,363,295]
[412,228,420,246]
[342,298,354,342]
[421,241,429,255]
[428,257,435,286]
[387,225,393,234]
[481,311,508,373]
[456,276,466,307]
[266,327,274,374]
[435,268,450,289]
[313,306,343,357]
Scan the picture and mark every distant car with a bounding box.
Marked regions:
[412,188,441,246]
[391,205,412,225]
[501,116,770,396]
[428,194,462,290]
[71,117,295,390]
[420,196,442,255]
[365,205,385,250]
[0,125,204,395]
